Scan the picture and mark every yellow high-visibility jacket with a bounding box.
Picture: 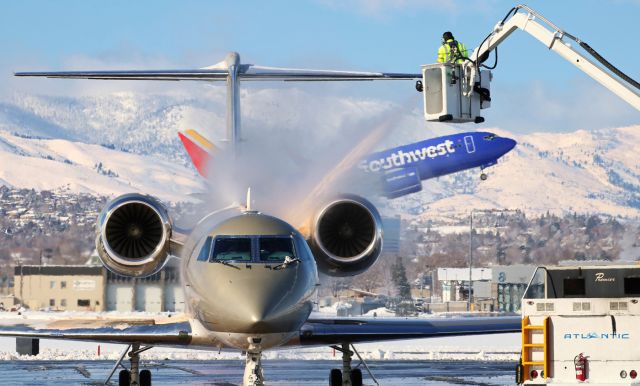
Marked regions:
[437,39,468,63]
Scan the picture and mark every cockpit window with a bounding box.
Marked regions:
[483,134,496,140]
[258,237,295,262]
[211,237,252,261]
[196,236,213,261]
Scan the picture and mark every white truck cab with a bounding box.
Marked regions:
[519,264,640,385]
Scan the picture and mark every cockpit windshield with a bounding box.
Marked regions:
[197,235,297,263]
[483,134,497,140]
[211,237,252,262]
[259,237,295,262]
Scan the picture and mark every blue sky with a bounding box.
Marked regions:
[1,0,639,133]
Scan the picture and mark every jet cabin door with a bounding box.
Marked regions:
[464,135,475,153]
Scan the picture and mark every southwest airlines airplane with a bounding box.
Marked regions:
[362,132,516,198]
[2,53,520,386]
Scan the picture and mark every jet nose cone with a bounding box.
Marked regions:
[501,137,517,153]
[239,291,308,333]
[226,268,313,334]
[246,300,278,325]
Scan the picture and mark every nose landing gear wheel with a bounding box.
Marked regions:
[480,172,488,181]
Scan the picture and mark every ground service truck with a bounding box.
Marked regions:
[519,264,640,385]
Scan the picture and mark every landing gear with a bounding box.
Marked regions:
[329,343,377,386]
[330,368,342,386]
[351,368,363,385]
[118,369,130,386]
[243,350,265,386]
[140,369,152,386]
[106,343,153,386]
[329,368,363,386]
[480,167,488,181]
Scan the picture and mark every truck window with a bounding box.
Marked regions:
[563,277,585,296]
[624,277,640,295]
[523,267,547,299]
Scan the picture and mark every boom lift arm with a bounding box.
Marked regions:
[423,4,640,123]
[466,4,640,110]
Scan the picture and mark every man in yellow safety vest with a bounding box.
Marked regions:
[437,31,468,63]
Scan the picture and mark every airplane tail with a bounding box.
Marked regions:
[178,129,217,177]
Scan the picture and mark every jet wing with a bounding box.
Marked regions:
[239,65,421,81]
[295,316,521,346]
[15,65,420,82]
[13,69,230,81]
[0,312,193,346]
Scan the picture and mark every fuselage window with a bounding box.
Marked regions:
[211,237,252,261]
[196,236,213,261]
[259,237,295,262]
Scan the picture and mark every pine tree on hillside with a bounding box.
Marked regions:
[391,257,411,300]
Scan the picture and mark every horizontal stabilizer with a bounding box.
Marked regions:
[178,129,216,177]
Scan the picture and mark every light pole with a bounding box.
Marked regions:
[469,208,521,312]
[468,212,473,311]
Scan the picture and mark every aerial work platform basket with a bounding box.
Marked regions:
[421,63,491,124]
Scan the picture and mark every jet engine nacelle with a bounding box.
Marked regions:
[96,193,172,278]
[309,195,383,277]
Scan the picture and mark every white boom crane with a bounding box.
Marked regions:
[421,4,640,123]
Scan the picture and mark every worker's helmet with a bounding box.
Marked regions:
[442,31,454,41]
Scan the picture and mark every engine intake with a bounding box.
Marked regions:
[96,193,172,278]
[310,195,383,277]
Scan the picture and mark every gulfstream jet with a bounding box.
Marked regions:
[1,53,521,386]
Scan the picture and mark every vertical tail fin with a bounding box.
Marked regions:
[178,129,217,177]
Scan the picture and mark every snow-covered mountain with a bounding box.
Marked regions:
[0,130,205,203]
[1,92,225,165]
[389,125,640,220]
[0,91,639,219]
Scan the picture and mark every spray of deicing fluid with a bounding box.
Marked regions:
[198,89,414,233]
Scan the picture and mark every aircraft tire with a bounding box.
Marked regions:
[140,369,152,386]
[480,173,488,181]
[118,369,130,386]
[350,368,363,386]
[329,368,342,386]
